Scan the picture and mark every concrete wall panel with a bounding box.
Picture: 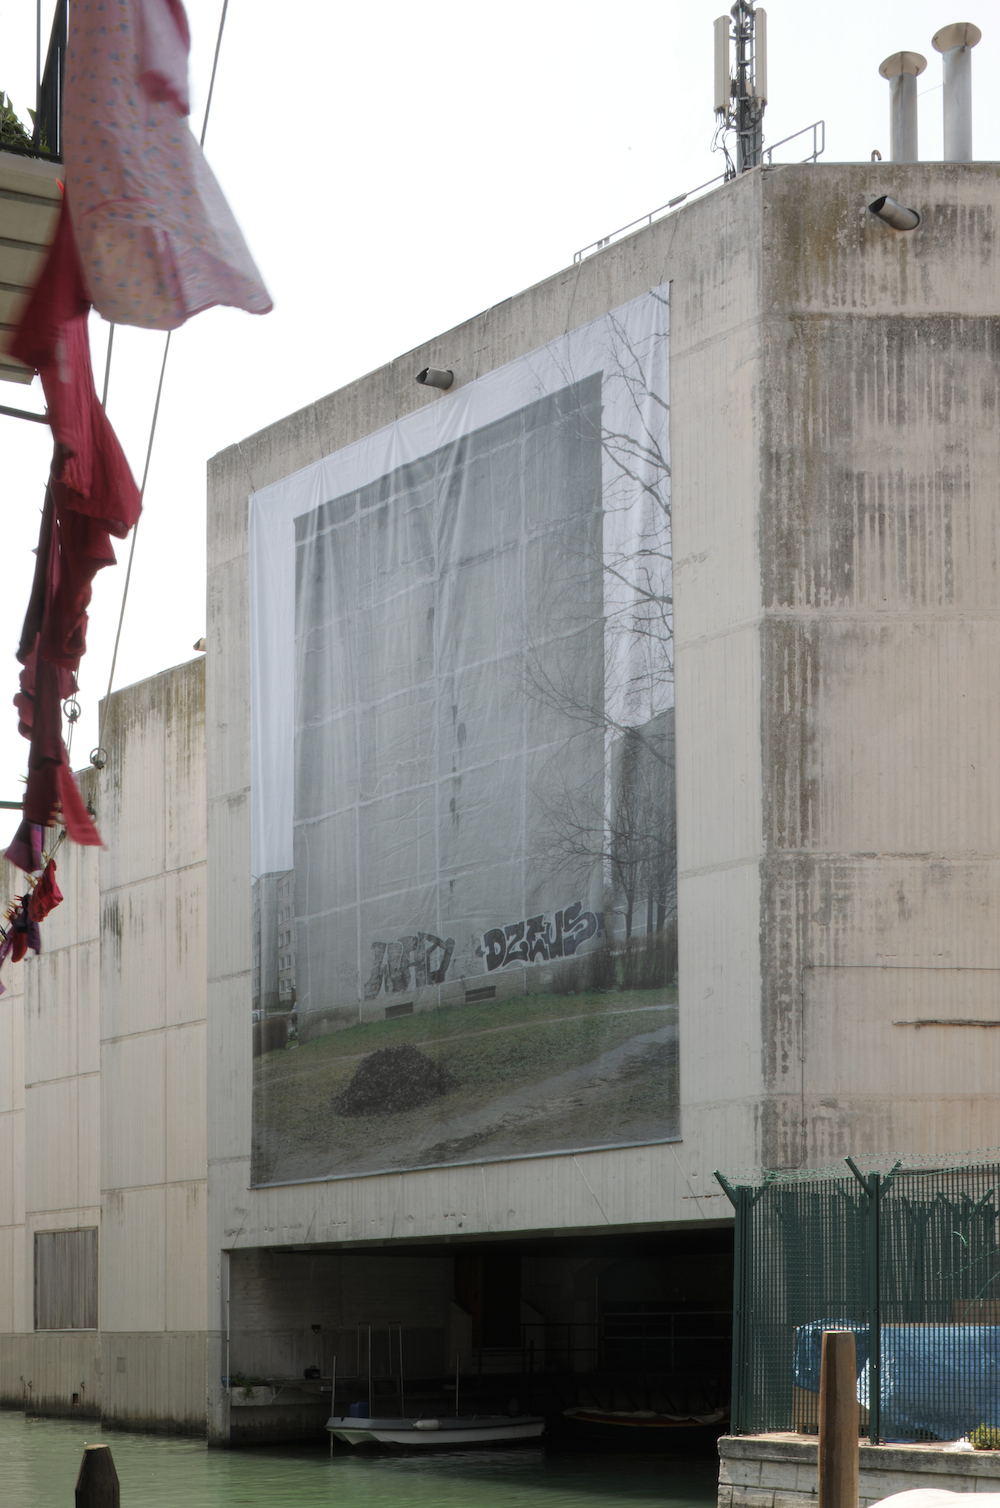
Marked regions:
[101,879,168,1041]
[0,994,24,1114]
[99,678,168,890]
[25,941,100,1086]
[163,868,207,1029]
[0,1226,19,1333]
[100,1187,167,1333]
[0,1110,23,1230]
[677,627,762,875]
[165,1182,207,1333]
[762,165,999,318]
[102,1035,166,1192]
[6,1332,101,1418]
[101,1330,206,1433]
[206,974,252,1168]
[164,663,208,873]
[165,1025,207,1185]
[25,1081,90,1218]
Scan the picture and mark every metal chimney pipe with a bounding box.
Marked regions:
[878,52,927,162]
[932,23,982,162]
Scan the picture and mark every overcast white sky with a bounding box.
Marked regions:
[0,0,996,849]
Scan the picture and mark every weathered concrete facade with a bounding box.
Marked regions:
[756,166,1000,1168]
[0,658,207,1430]
[1,157,998,1441]
[204,159,1000,1437]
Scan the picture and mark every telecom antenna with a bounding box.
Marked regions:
[714,3,767,177]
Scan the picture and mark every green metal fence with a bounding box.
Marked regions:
[718,1160,1000,1443]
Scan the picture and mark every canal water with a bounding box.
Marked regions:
[0,1411,719,1508]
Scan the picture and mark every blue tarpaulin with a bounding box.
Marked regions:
[794,1321,1000,1439]
[793,1320,870,1394]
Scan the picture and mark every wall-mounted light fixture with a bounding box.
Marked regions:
[868,194,920,231]
[416,367,454,391]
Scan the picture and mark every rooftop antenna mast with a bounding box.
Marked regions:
[714,3,768,178]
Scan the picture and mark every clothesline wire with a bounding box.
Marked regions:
[90,0,231,763]
[200,0,230,150]
[94,330,171,758]
[100,323,115,409]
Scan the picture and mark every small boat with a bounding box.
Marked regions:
[559,1406,727,1452]
[326,1414,545,1448]
[563,1407,726,1432]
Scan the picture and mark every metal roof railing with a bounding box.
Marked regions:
[763,118,825,165]
[572,119,826,265]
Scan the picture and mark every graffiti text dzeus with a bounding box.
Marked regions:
[365,933,456,998]
[477,902,604,973]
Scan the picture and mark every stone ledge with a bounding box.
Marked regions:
[718,1434,1000,1508]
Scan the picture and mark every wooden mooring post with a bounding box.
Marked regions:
[75,1443,120,1508]
[818,1330,859,1508]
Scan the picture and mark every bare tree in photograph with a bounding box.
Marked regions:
[522,300,676,966]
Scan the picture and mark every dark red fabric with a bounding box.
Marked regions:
[0,929,13,995]
[4,195,141,862]
[7,899,41,965]
[27,860,63,923]
[3,823,43,874]
[9,200,141,540]
[56,764,100,846]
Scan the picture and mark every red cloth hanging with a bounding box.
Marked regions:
[4,196,142,860]
[27,860,64,924]
[9,199,142,540]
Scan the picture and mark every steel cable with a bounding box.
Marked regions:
[90,0,231,766]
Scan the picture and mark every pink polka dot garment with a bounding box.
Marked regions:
[63,0,272,330]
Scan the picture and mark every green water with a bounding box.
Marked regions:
[0,1411,719,1508]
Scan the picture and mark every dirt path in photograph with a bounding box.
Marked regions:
[259,1021,678,1181]
[402,1022,677,1165]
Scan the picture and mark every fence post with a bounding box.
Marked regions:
[732,1185,746,1432]
[868,1173,881,1444]
[847,1156,881,1445]
[75,1443,120,1508]
[715,1171,745,1433]
[818,1331,859,1508]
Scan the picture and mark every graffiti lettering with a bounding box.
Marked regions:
[477,902,603,973]
[364,932,456,998]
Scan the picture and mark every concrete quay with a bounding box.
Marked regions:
[718,1432,1000,1508]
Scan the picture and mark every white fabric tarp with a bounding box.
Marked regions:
[249,283,676,1184]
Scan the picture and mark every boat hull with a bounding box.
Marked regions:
[558,1408,727,1454]
[327,1416,545,1448]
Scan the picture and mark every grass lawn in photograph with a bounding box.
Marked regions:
[252,985,679,1182]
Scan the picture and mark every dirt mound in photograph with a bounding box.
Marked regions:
[332,1045,458,1117]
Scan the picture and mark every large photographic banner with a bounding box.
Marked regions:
[249,285,675,1185]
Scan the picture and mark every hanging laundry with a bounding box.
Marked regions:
[4,824,43,876]
[5,195,143,861]
[10,198,143,542]
[0,893,44,996]
[9,901,41,963]
[63,0,272,329]
[138,0,192,117]
[27,859,64,924]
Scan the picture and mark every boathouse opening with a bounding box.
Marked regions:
[225,1226,733,1445]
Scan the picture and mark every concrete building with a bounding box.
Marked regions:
[1,157,999,1437]
[0,659,206,1429]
